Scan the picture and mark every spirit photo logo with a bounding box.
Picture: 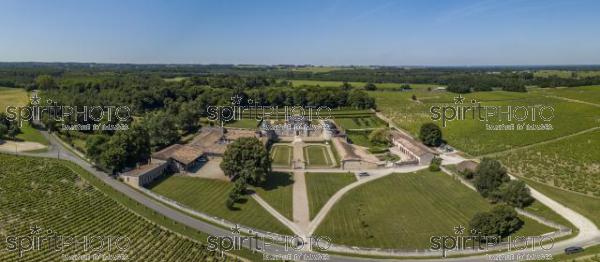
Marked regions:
[207,224,331,256]
[429,95,555,130]
[4,225,130,258]
[429,225,554,257]
[4,93,131,131]
[207,94,333,124]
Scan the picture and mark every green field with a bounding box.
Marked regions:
[0,88,49,146]
[531,85,600,106]
[253,172,294,220]
[305,172,357,220]
[345,130,388,153]
[271,144,292,167]
[290,80,440,90]
[15,122,50,146]
[149,176,293,235]
[334,116,386,130]
[498,130,600,196]
[0,87,28,110]
[304,145,333,167]
[315,170,554,249]
[370,88,600,156]
[0,154,237,262]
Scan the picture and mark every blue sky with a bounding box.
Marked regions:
[1,0,599,65]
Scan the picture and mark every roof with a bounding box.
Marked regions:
[189,128,227,155]
[121,162,165,177]
[456,160,479,173]
[152,144,204,165]
[333,137,382,164]
[390,131,435,157]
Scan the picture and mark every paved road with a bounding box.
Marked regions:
[16,131,600,262]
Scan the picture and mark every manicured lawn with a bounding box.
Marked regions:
[305,172,357,220]
[345,130,388,153]
[498,129,600,196]
[524,177,600,227]
[370,89,600,156]
[315,170,554,249]
[271,144,292,167]
[334,116,386,130]
[224,119,260,129]
[253,172,294,220]
[304,145,333,167]
[149,176,293,235]
[15,122,50,145]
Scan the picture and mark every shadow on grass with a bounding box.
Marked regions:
[257,172,294,191]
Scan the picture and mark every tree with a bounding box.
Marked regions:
[494,180,534,208]
[368,128,390,145]
[143,111,180,150]
[364,82,377,91]
[347,89,375,109]
[220,137,271,185]
[340,81,353,90]
[468,211,498,237]
[474,158,509,198]
[86,134,109,163]
[400,84,411,90]
[419,123,442,147]
[0,123,7,139]
[34,75,57,90]
[429,157,442,171]
[469,204,522,239]
[7,125,20,140]
[447,84,471,94]
[100,124,150,174]
[491,204,523,237]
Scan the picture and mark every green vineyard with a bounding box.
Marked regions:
[0,154,239,262]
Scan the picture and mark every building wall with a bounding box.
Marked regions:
[342,160,381,170]
[139,161,168,187]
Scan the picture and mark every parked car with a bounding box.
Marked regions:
[358,172,370,177]
[564,246,584,255]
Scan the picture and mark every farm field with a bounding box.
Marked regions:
[290,80,440,90]
[0,154,237,262]
[0,87,28,110]
[498,129,600,196]
[524,177,600,228]
[531,85,600,106]
[370,89,600,156]
[270,144,292,167]
[315,170,554,249]
[305,172,356,220]
[334,116,386,130]
[149,175,293,235]
[304,145,334,167]
[253,172,295,220]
